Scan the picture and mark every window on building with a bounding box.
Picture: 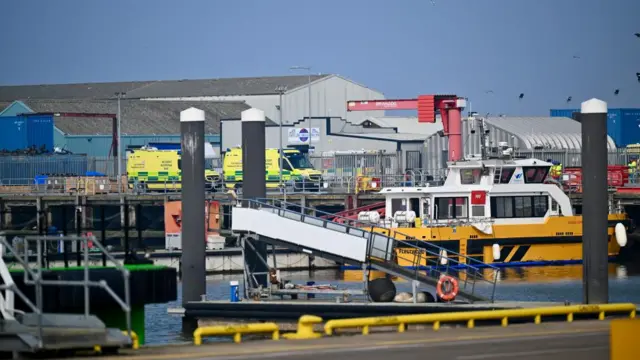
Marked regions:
[434,197,468,220]
[491,196,549,218]
[460,168,482,184]
[522,166,549,183]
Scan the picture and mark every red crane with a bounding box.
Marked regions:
[346,95,467,161]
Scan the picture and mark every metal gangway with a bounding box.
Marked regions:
[0,234,133,355]
[231,199,499,303]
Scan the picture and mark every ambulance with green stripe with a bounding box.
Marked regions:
[222,147,323,191]
[126,149,221,191]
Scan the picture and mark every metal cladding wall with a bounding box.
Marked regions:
[551,108,640,147]
[57,134,221,156]
[0,115,54,151]
[0,155,88,181]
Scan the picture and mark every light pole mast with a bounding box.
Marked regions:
[114,92,126,193]
[275,85,288,201]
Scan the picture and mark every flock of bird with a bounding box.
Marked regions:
[483,33,640,104]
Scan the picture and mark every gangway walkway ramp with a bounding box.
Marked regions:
[231,199,498,303]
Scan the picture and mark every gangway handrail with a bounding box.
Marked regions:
[243,198,498,301]
[0,235,133,347]
[253,197,498,271]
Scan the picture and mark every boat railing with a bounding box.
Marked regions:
[247,198,498,302]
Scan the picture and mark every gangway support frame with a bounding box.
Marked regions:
[232,199,499,303]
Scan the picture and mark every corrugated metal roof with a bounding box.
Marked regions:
[0,75,332,101]
[19,99,275,135]
[0,102,12,113]
[344,132,429,142]
[485,116,616,150]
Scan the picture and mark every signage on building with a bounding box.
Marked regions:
[288,127,320,144]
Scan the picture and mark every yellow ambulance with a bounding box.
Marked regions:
[222,147,323,191]
[126,148,221,192]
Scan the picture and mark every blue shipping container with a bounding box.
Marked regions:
[618,109,640,147]
[550,109,579,119]
[0,115,54,152]
[550,108,640,147]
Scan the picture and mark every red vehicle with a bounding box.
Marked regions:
[562,165,629,193]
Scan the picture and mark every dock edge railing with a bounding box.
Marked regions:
[324,303,638,335]
[243,198,499,302]
[0,234,132,349]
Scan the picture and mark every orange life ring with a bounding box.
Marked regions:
[436,275,459,302]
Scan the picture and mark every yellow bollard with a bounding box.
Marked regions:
[283,315,324,340]
[610,318,640,360]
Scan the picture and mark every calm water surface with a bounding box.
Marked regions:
[144,262,640,345]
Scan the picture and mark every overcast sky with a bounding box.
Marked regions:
[1,0,638,115]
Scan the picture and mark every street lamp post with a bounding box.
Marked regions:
[114,92,126,193]
[275,85,288,202]
[289,66,312,137]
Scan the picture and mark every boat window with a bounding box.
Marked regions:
[409,198,421,217]
[472,206,485,217]
[178,159,182,169]
[533,196,549,217]
[434,197,468,220]
[551,199,558,212]
[491,196,549,218]
[522,166,549,183]
[460,168,482,185]
[499,168,515,183]
[493,197,513,218]
[422,198,431,218]
[391,198,406,214]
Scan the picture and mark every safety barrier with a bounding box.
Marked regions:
[323,303,637,335]
[610,318,640,360]
[281,315,323,340]
[193,323,280,345]
[94,330,139,352]
[123,330,139,350]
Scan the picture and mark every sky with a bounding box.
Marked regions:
[0,0,639,116]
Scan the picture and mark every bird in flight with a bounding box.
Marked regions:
[572,55,580,59]
[518,93,524,99]
[614,89,620,95]
[637,73,640,83]
[635,33,640,38]
[566,96,572,103]
[485,90,494,94]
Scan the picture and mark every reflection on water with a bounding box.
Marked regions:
[145,261,640,345]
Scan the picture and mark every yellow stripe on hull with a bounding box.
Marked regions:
[379,214,627,266]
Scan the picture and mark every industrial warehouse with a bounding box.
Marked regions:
[2,75,640,356]
[1,74,636,178]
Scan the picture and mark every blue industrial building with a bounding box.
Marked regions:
[0,99,273,156]
[551,108,640,147]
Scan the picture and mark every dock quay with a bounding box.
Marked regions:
[42,319,637,360]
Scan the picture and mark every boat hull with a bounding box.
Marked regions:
[375,214,630,267]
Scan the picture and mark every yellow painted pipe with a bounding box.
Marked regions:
[193,323,280,345]
[324,303,637,335]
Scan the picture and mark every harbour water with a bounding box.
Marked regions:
[144,262,640,345]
